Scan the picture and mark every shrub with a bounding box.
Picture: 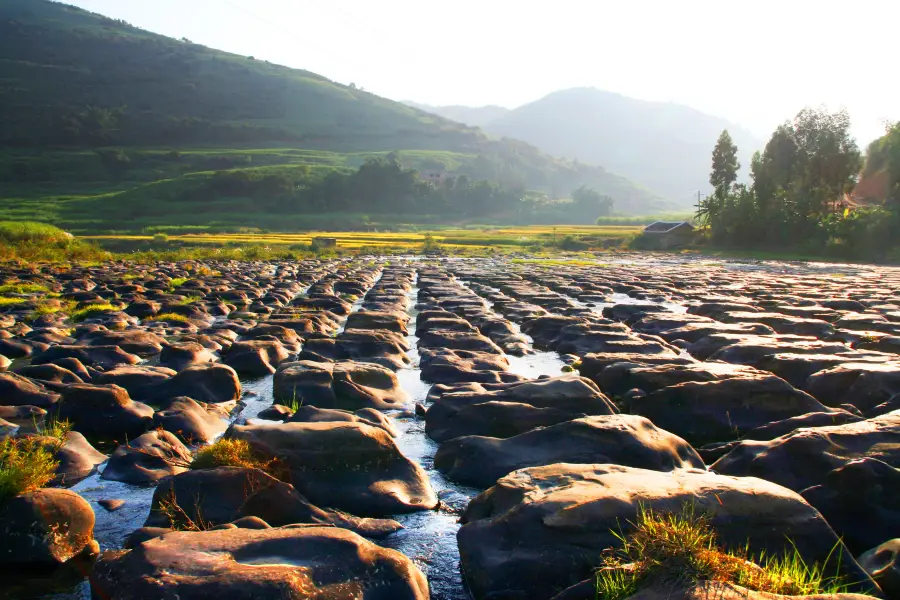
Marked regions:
[71,303,118,322]
[0,221,72,245]
[0,437,60,504]
[152,232,169,244]
[595,506,852,600]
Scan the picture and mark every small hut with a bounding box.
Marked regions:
[311,237,337,249]
[639,221,695,249]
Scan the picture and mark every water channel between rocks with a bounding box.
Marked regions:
[40,262,690,600]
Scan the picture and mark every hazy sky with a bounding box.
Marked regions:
[67,0,898,146]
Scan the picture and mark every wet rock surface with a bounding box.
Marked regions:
[1,257,899,599]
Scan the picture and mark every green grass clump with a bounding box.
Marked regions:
[145,312,192,323]
[0,437,60,504]
[168,277,189,289]
[70,303,118,322]
[28,300,77,321]
[0,297,26,308]
[0,221,72,244]
[191,439,277,474]
[173,295,202,305]
[0,282,49,295]
[595,506,851,600]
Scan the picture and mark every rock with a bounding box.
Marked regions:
[419,348,517,384]
[596,361,767,397]
[0,372,60,407]
[0,354,9,371]
[53,383,154,442]
[754,353,896,388]
[418,329,504,354]
[859,539,900,600]
[145,467,402,538]
[273,360,409,410]
[256,404,293,421]
[229,421,438,517]
[630,375,833,446]
[804,362,900,413]
[712,411,900,493]
[31,344,141,370]
[346,310,410,334]
[0,404,46,434]
[304,329,411,370]
[458,463,869,600]
[15,363,84,384]
[158,342,215,371]
[286,405,399,437]
[687,334,845,362]
[91,525,428,600]
[0,488,95,566]
[801,458,900,555]
[37,431,108,486]
[224,339,290,376]
[82,329,166,357]
[425,376,617,442]
[102,430,193,485]
[98,499,126,512]
[151,363,242,404]
[435,414,704,488]
[92,365,176,400]
[740,410,864,441]
[152,396,229,443]
[577,351,694,381]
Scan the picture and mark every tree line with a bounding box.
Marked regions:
[698,108,900,260]
[190,156,614,223]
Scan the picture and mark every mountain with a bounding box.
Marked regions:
[403,102,511,128]
[412,88,764,204]
[0,0,670,221]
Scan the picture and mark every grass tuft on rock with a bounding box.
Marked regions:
[191,439,280,476]
[71,303,118,322]
[0,437,60,504]
[0,282,49,295]
[145,312,192,323]
[595,506,851,600]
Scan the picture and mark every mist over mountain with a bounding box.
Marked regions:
[409,88,764,204]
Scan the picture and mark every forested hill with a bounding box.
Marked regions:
[0,0,669,214]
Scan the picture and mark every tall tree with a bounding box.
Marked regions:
[709,130,740,199]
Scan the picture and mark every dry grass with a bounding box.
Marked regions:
[191,438,281,476]
[595,506,852,600]
[0,437,60,504]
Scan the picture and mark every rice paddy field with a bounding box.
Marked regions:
[81,225,645,252]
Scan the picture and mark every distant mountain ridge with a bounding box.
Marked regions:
[403,101,510,128]
[407,89,764,204]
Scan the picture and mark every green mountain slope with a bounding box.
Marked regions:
[0,0,671,219]
[418,88,764,204]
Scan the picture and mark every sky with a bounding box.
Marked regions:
[66,0,898,147]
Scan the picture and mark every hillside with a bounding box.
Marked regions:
[404,102,511,128]
[0,0,671,222]
[413,88,763,203]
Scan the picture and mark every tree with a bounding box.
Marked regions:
[572,185,614,218]
[710,130,740,199]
